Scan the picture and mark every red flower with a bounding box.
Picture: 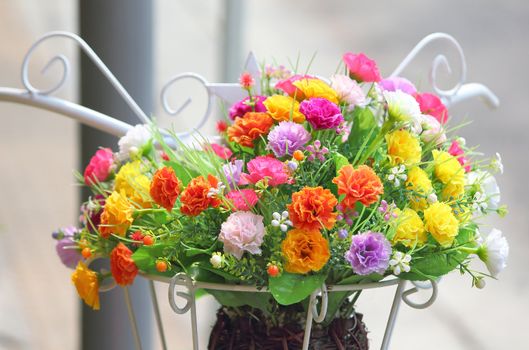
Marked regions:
[110,243,138,286]
[216,120,228,133]
[150,167,181,212]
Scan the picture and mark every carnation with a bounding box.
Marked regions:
[222,159,244,188]
[384,90,422,126]
[330,74,367,107]
[84,148,114,185]
[299,98,344,130]
[226,189,259,211]
[117,124,151,162]
[343,52,382,82]
[378,77,417,95]
[209,143,233,160]
[415,92,448,124]
[53,226,82,269]
[477,228,509,277]
[219,211,265,259]
[420,114,447,145]
[110,243,139,286]
[240,156,290,186]
[228,96,267,120]
[423,202,459,246]
[267,121,311,157]
[345,232,391,275]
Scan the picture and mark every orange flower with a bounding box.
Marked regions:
[227,112,274,148]
[110,243,138,286]
[180,175,221,216]
[71,261,100,310]
[281,228,330,274]
[332,164,384,208]
[99,191,134,238]
[150,167,181,212]
[287,186,337,231]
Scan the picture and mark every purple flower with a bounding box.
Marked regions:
[306,140,329,162]
[378,77,417,95]
[222,159,244,188]
[300,98,344,130]
[267,121,311,157]
[228,96,267,120]
[337,229,349,240]
[52,226,82,269]
[345,231,392,275]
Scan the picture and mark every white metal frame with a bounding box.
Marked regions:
[0,31,498,350]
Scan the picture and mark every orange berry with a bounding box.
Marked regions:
[142,235,154,246]
[156,261,168,273]
[293,150,304,161]
[267,265,280,277]
[81,247,92,259]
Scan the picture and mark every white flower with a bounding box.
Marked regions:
[117,124,151,162]
[330,74,367,108]
[475,277,486,289]
[383,90,421,126]
[389,251,411,275]
[477,228,509,278]
[491,153,504,174]
[427,193,438,204]
[210,252,224,269]
[467,171,501,211]
[387,165,407,187]
[419,114,446,144]
[271,211,292,232]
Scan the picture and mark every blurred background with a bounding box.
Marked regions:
[0,1,528,349]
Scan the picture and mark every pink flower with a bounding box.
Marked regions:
[448,140,471,172]
[228,96,267,120]
[343,52,381,82]
[219,211,265,259]
[239,72,255,89]
[330,74,366,107]
[84,148,114,185]
[415,92,448,124]
[420,115,446,145]
[226,189,259,211]
[209,143,233,160]
[275,74,313,97]
[240,156,290,186]
[300,98,344,130]
[378,77,417,95]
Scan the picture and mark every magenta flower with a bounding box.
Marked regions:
[345,231,392,275]
[240,156,289,186]
[226,189,259,211]
[379,77,417,95]
[83,148,114,185]
[219,211,265,259]
[52,226,82,269]
[306,140,329,162]
[300,98,344,130]
[267,121,311,158]
[343,52,381,83]
[228,96,267,120]
[209,143,233,160]
[448,140,471,172]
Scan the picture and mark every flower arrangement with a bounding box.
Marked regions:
[52,51,508,345]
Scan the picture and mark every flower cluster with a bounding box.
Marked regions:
[53,52,507,313]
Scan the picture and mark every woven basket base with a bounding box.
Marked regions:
[208,306,369,350]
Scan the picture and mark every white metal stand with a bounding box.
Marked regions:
[0,31,499,350]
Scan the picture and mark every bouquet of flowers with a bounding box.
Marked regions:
[53,51,508,348]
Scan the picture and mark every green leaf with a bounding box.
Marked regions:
[164,160,198,186]
[323,291,350,325]
[206,290,274,314]
[348,107,378,152]
[132,243,177,277]
[269,272,327,305]
[333,152,349,173]
[338,273,384,285]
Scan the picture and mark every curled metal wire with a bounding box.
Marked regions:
[311,283,329,323]
[390,32,467,98]
[20,31,150,124]
[168,272,195,314]
[401,279,439,309]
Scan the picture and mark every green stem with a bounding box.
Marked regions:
[357,120,392,165]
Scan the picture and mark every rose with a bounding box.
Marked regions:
[84,148,114,185]
[343,52,381,82]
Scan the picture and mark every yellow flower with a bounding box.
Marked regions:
[281,228,330,274]
[115,161,152,208]
[292,78,339,104]
[386,130,422,166]
[432,150,464,184]
[442,173,466,200]
[392,208,427,247]
[99,191,133,238]
[424,202,459,247]
[406,167,433,211]
[71,261,100,310]
[263,95,305,123]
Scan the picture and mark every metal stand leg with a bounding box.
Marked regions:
[149,280,168,350]
[124,286,143,350]
[380,280,406,350]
